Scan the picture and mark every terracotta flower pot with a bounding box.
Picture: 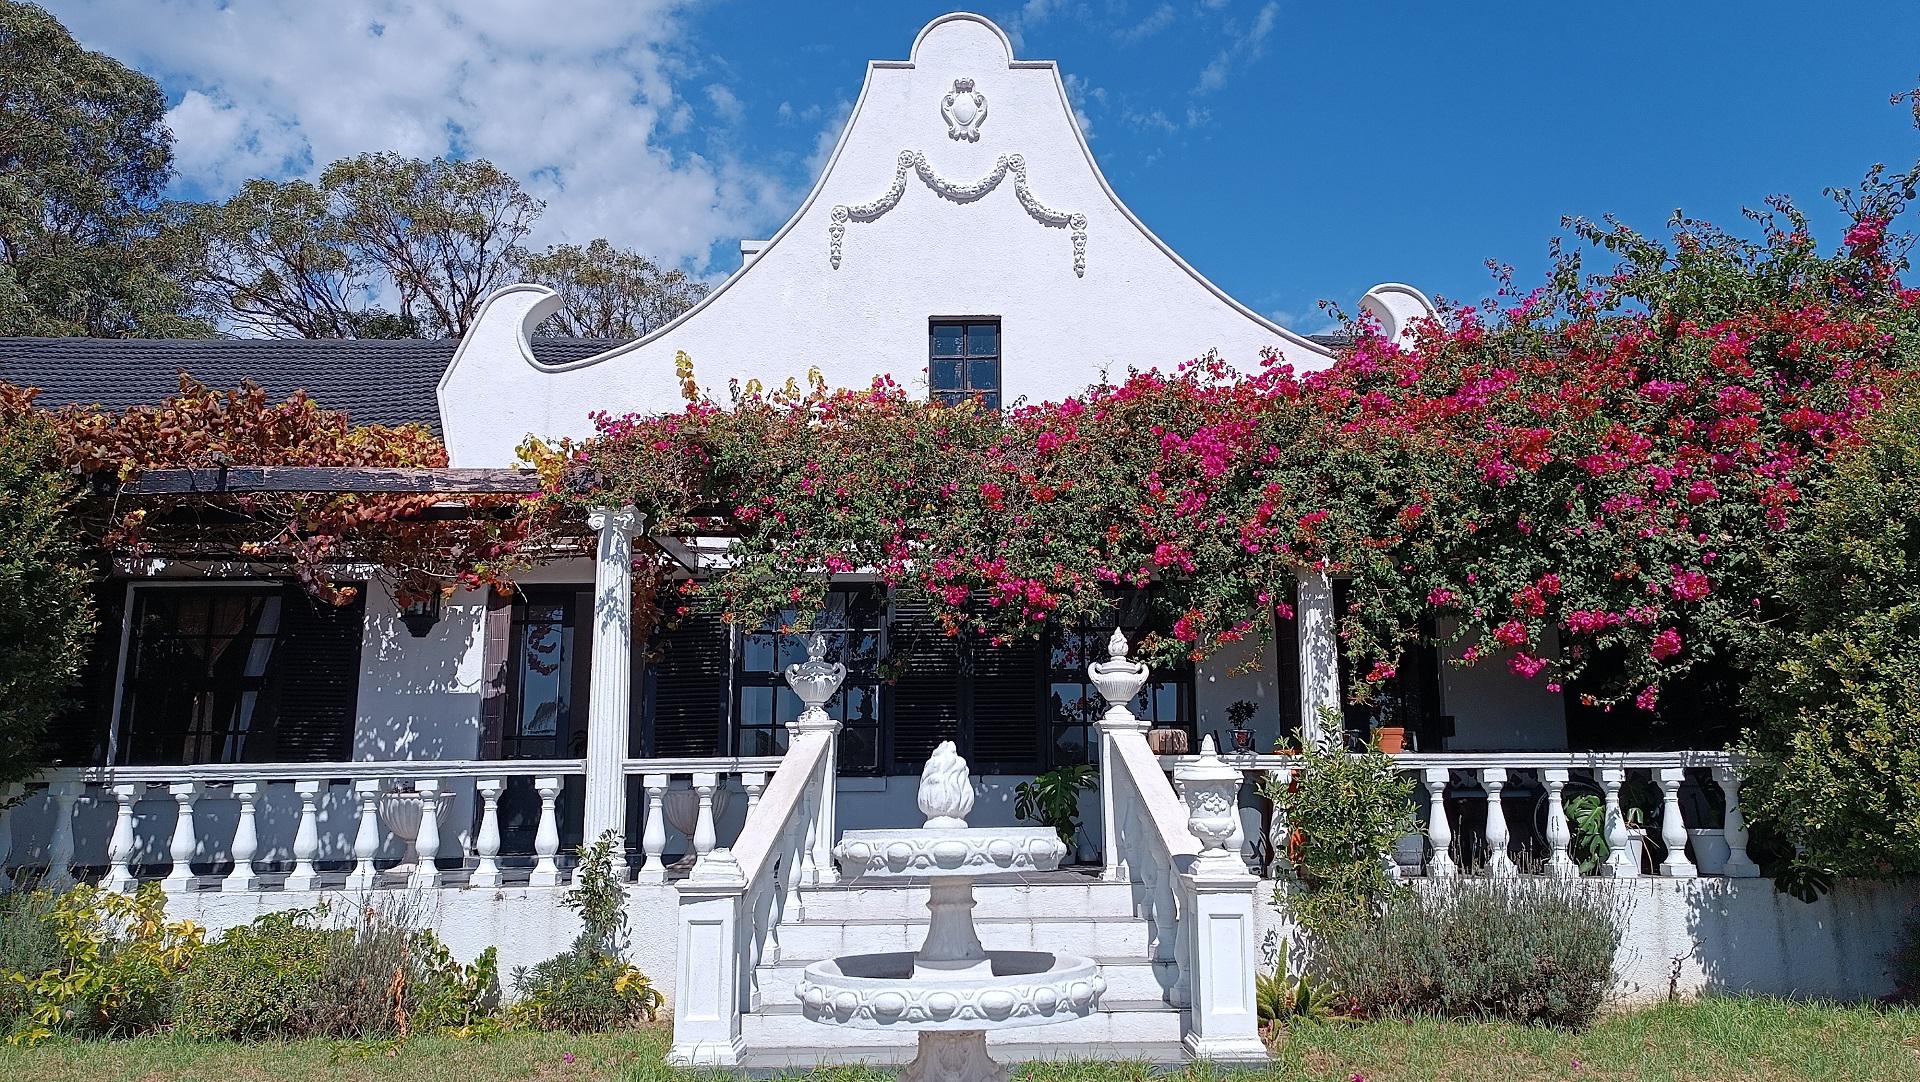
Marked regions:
[1375,727,1407,754]
[1145,727,1190,755]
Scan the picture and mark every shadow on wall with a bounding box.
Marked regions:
[1675,878,1912,1001]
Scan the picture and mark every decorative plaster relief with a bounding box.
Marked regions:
[829,150,1088,277]
[942,77,987,141]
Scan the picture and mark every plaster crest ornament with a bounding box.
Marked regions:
[918,740,975,827]
[783,631,848,733]
[1086,628,1150,727]
[942,77,988,141]
[828,150,1086,276]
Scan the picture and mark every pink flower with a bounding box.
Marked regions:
[1649,627,1683,661]
[1670,569,1710,602]
[1635,685,1660,712]
[1508,652,1548,679]
[1494,620,1529,647]
[563,1052,577,1065]
[1427,587,1455,607]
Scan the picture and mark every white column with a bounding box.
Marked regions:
[1481,768,1515,878]
[1599,767,1638,879]
[1179,862,1268,1063]
[0,782,16,892]
[636,775,669,885]
[530,776,563,887]
[1542,768,1578,877]
[1715,765,1761,877]
[105,782,141,892]
[1295,570,1341,747]
[1089,628,1150,882]
[1422,768,1455,878]
[345,779,383,891]
[1656,767,1697,878]
[584,506,644,849]
[410,779,444,889]
[471,778,504,888]
[285,779,324,891]
[224,782,261,892]
[162,781,203,893]
[43,780,83,892]
[668,850,749,1067]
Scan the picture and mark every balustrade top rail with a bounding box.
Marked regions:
[1156,749,1740,771]
[29,754,788,788]
[619,756,786,776]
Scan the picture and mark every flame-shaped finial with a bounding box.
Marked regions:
[1107,627,1129,660]
[918,740,975,828]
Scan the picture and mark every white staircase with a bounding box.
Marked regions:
[739,871,1190,1069]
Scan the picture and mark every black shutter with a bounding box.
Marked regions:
[49,579,124,766]
[888,599,965,769]
[268,587,366,761]
[646,614,728,757]
[966,634,1044,772]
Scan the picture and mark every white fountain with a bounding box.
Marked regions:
[794,740,1106,1082]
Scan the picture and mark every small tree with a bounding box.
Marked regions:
[0,386,94,785]
[1738,384,1920,879]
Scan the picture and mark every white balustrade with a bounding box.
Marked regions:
[105,782,140,892]
[530,776,564,887]
[1542,768,1577,878]
[1481,768,1516,878]
[637,775,670,884]
[411,779,445,889]
[225,781,261,892]
[1421,768,1456,878]
[161,781,203,893]
[1655,767,1697,878]
[471,778,504,889]
[43,780,82,891]
[346,779,383,891]
[285,780,324,891]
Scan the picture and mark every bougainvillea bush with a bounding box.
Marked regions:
[542,176,1918,716]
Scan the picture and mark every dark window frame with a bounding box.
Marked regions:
[930,318,1002,411]
[732,585,887,775]
[1043,624,1194,768]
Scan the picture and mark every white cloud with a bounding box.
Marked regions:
[803,99,854,183]
[1063,73,1106,139]
[44,0,790,275]
[1194,1,1279,94]
[1115,4,1176,43]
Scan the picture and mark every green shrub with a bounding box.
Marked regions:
[510,832,661,1032]
[1312,879,1623,1028]
[1014,764,1098,851]
[0,891,61,1033]
[177,909,333,1041]
[6,883,202,1044]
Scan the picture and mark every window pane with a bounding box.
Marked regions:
[843,685,877,724]
[841,724,879,772]
[931,324,964,357]
[968,358,1000,392]
[742,632,776,672]
[965,323,999,357]
[931,359,962,390]
[739,686,773,728]
[738,725,787,757]
[934,391,967,407]
[1051,681,1097,726]
[776,686,806,726]
[1053,725,1089,765]
[979,392,1000,412]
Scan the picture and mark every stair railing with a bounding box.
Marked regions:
[666,633,845,1069]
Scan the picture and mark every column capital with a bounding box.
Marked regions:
[587,505,645,536]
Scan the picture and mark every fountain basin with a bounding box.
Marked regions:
[834,826,1066,878]
[796,950,1105,1030]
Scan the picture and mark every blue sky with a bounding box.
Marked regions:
[49,1,1920,334]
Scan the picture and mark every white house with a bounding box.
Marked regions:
[0,12,1906,1069]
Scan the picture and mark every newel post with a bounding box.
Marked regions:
[1089,628,1150,882]
[585,506,644,850]
[668,849,749,1067]
[1175,737,1268,1063]
[785,632,846,883]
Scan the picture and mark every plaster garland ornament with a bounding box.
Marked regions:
[942,77,988,141]
[829,150,1087,276]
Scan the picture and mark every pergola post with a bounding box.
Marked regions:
[1295,569,1341,746]
[584,506,645,853]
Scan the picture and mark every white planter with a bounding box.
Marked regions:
[1626,827,1649,874]
[1689,828,1730,875]
[378,788,452,869]
[1392,832,1426,874]
[664,782,735,867]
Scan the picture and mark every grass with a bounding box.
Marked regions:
[0,1000,1914,1082]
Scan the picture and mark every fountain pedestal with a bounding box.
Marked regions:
[795,742,1105,1082]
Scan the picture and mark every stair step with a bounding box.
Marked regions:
[772,915,1150,958]
[797,879,1139,921]
[740,1006,1190,1066]
[755,957,1179,1007]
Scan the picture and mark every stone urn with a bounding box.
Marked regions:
[1173,735,1243,864]
[664,783,736,868]
[378,784,452,871]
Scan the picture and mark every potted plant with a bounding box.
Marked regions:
[1373,725,1408,754]
[1225,699,1259,754]
[1567,779,1659,874]
[1015,764,1099,860]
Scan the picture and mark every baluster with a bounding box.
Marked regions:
[1714,765,1760,877]
[105,782,141,892]
[411,779,444,889]
[1599,767,1637,878]
[691,772,719,861]
[162,781,203,893]
[224,781,261,891]
[1267,767,1294,882]
[43,780,82,891]
[798,780,821,887]
[1168,877,1191,1009]
[1542,768,1577,877]
[1481,768,1515,877]
[1655,767,1696,878]
[530,776,562,886]
[0,782,18,893]
[636,774,669,884]
[345,779,383,891]
[1421,768,1455,878]
[285,780,324,891]
[741,771,767,818]
[471,778,504,888]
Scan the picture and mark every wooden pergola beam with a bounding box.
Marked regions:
[118,466,542,496]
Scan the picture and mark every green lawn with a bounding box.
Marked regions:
[0,1000,1914,1082]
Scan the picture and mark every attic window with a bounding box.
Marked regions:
[930,319,1000,411]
